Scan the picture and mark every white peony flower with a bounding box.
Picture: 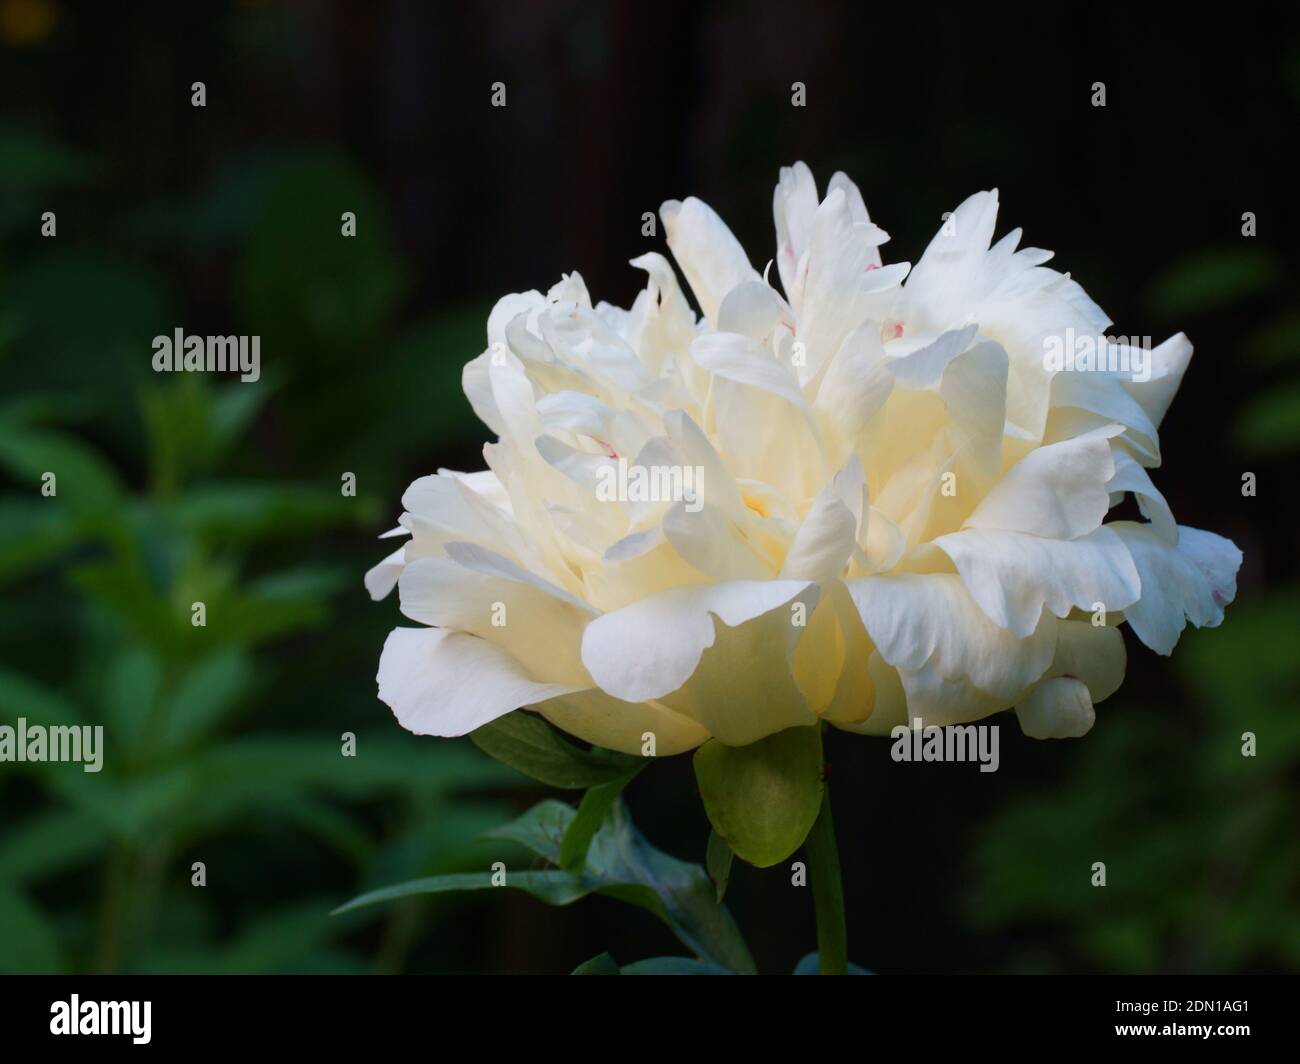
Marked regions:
[368,162,1241,753]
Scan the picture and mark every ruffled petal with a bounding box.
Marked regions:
[1112,522,1242,654]
[933,526,1141,637]
[845,572,1056,701]
[661,196,759,325]
[1016,676,1096,739]
[378,627,580,737]
[534,689,709,756]
[581,580,819,744]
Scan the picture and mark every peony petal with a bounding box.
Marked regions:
[539,303,651,395]
[661,196,760,324]
[798,187,909,381]
[939,339,1009,484]
[963,426,1121,540]
[1112,522,1242,654]
[779,478,858,582]
[885,325,979,390]
[689,331,807,408]
[705,370,825,505]
[933,526,1141,637]
[378,627,579,737]
[365,544,406,602]
[896,667,1010,728]
[658,591,823,745]
[845,572,1056,700]
[534,689,709,757]
[442,469,513,512]
[827,171,889,258]
[773,161,820,299]
[664,501,771,582]
[400,471,531,565]
[1051,362,1160,462]
[793,580,875,724]
[442,541,594,611]
[832,652,909,736]
[1106,447,1177,542]
[462,350,505,437]
[581,580,817,743]
[717,281,789,343]
[1041,619,1126,704]
[663,409,748,523]
[903,190,999,330]
[535,389,614,438]
[1015,676,1096,739]
[1123,332,1192,431]
[398,554,593,687]
[815,320,895,437]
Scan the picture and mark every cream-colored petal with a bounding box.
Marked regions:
[534,690,709,757]
[378,627,579,737]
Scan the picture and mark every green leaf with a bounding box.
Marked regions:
[1235,381,1300,454]
[706,829,734,902]
[0,888,63,974]
[571,952,735,975]
[0,425,123,515]
[100,646,163,748]
[0,124,97,188]
[621,957,735,975]
[571,952,622,975]
[28,735,515,844]
[486,798,577,855]
[167,483,362,544]
[346,311,488,465]
[236,153,403,362]
[0,811,109,885]
[559,765,645,871]
[495,799,755,973]
[338,799,757,974]
[143,899,343,975]
[159,649,254,750]
[1146,247,1279,318]
[333,869,590,913]
[0,668,86,728]
[124,151,301,249]
[209,376,276,449]
[68,561,185,656]
[0,500,81,584]
[693,725,824,868]
[1246,312,1300,368]
[793,952,872,975]
[469,710,642,789]
[2,250,175,409]
[138,375,281,492]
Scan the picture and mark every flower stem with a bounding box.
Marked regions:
[806,782,847,974]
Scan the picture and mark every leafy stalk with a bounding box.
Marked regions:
[805,784,847,975]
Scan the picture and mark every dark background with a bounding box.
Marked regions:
[1,0,1297,974]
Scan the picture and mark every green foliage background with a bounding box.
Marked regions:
[0,1,1296,974]
[0,127,533,974]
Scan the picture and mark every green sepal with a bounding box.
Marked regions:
[469,710,640,789]
[693,725,824,868]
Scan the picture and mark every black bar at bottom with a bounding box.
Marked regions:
[0,974,1284,1050]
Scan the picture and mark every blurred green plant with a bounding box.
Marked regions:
[0,382,529,973]
[966,593,1300,972]
[338,709,869,975]
[338,793,759,974]
[0,127,525,974]
[967,247,1300,973]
